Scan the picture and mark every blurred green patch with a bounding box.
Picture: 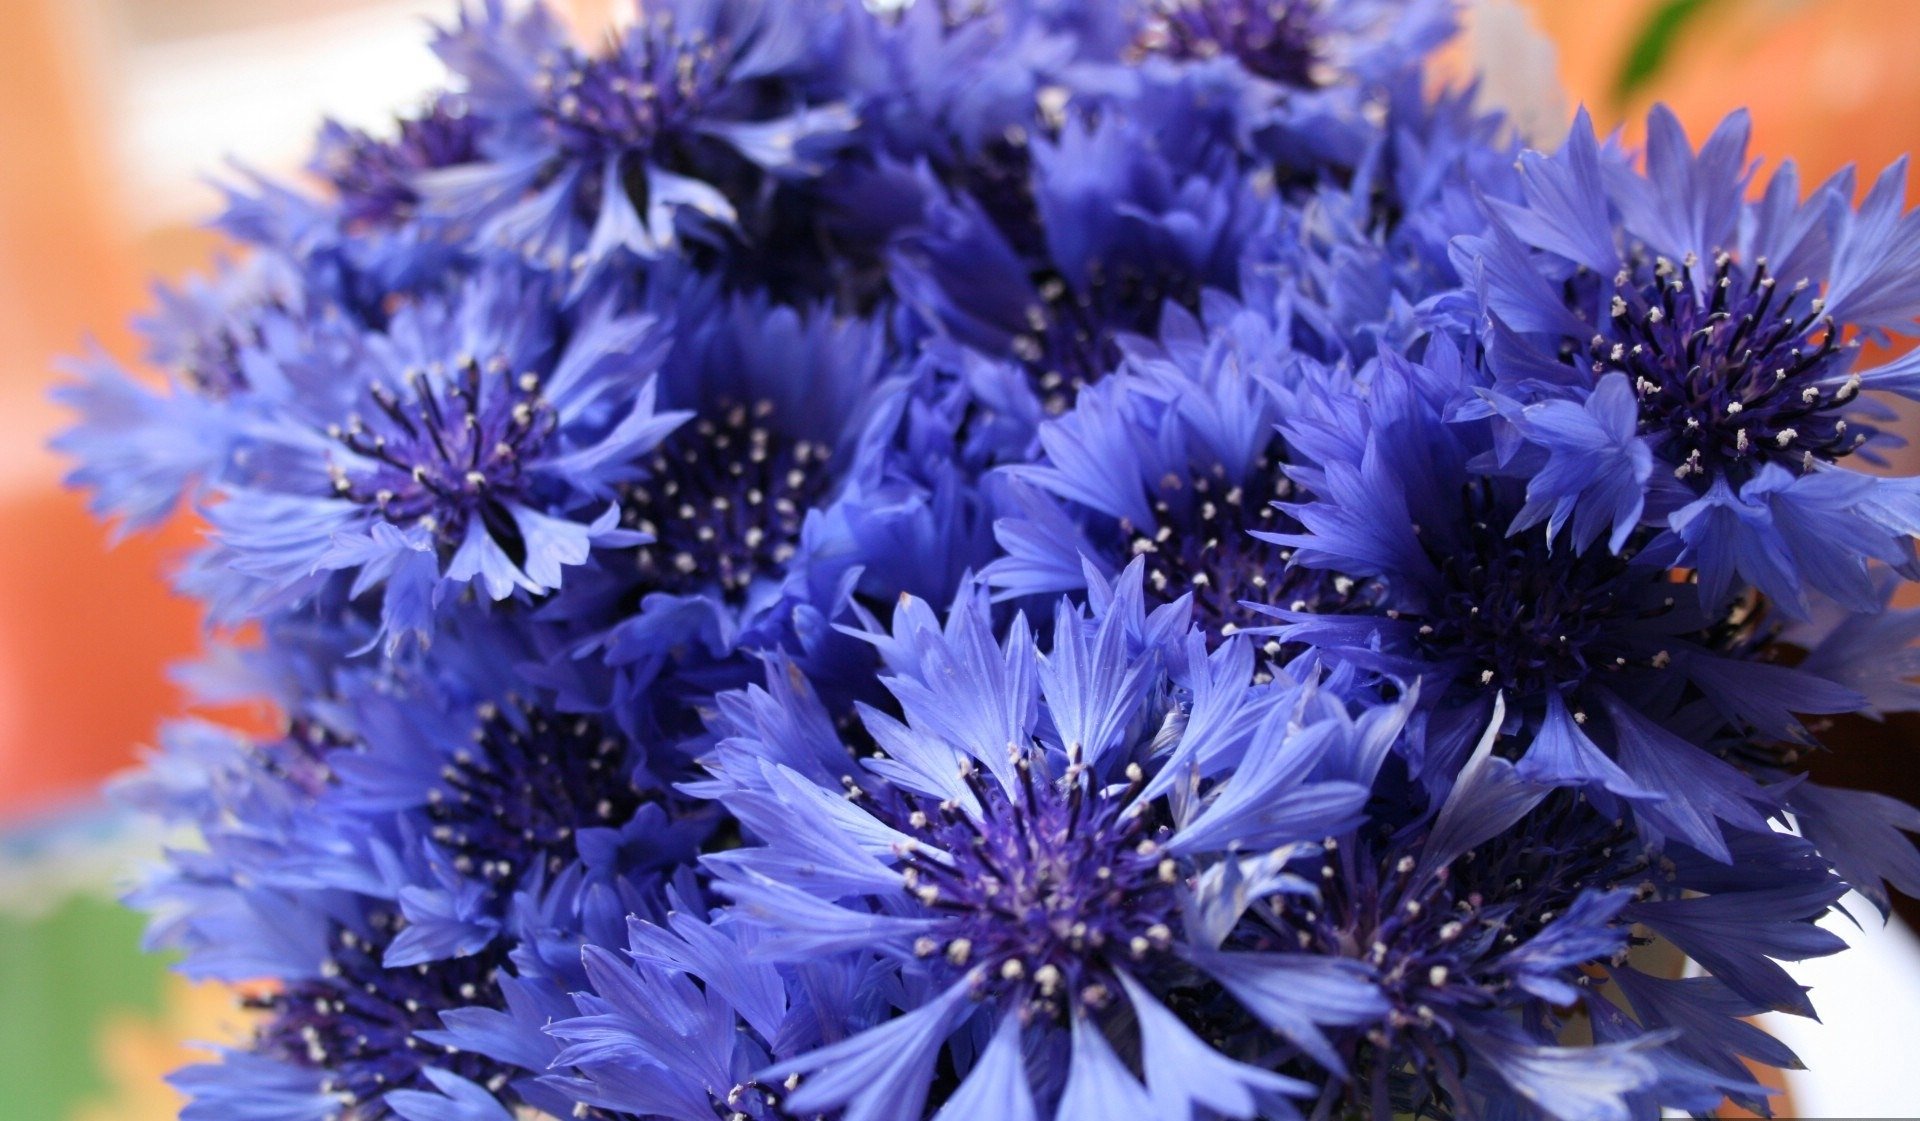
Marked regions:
[1615,0,1721,105]
[0,894,169,1121]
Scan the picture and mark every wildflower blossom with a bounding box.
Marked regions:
[118,617,712,1119]
[421,0,858,274]
[181,264,679,649]
[1268,341,1861,858]
[985,289,1356,637]
[686,568,1398,1118]
[1462,107,1920,615]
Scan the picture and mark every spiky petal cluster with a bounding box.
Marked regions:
[1460,107,1920,619]
[648,571,1396,1119]
[55,1,1920,1120]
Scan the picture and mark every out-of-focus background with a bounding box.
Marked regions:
[1,1,1918,1117]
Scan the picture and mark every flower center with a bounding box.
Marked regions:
[426,700,654,885]
[883,757,1180,1022]
[1414,491,1655,700]
[1144,0,1325,87]
[319,96,484,227]
[620,398,833,602]
[329,356,555,544]
[1272,799,1647,1098]
[536,21,731,163]
[1018,272,1187,413]
[251,909,508,1115]
[1594,252,1867,482]
[1127,453,1357,638]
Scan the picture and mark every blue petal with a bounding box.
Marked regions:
[767,977,972,1121]
[930,1014,1037,1121]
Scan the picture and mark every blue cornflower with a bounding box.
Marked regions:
[1461,106,1920,617]
[528,286,936,724]
[118,612,716,1120]
[1270,752,1659,1119]
[1133,0,1458,189]
[686,566,1403,1119]
[120,714,516,1119]
[311,94,487,230]
[1264,715,1847,1118]
[1252,72,1520,364]
[178,263,680,649]
[985,288,1357,637]
[861,0,1368,408]
[54,252,304,535]
[1139,0,1451,92]
[1267,341,1862,859]
[1146,0,1330,87]
[888,95,1280,408]
[419,0,857,273]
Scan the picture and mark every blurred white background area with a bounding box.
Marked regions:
[1763,895,1920,1117]
[67,0,466,227]
[52,0,626,231]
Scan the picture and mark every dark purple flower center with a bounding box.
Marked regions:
[879,755,1180,1021]
[1414,487,1658,700]
[536,23,732,163]
[1126,452,1353,639]
[1019,272,1188,413]
[619,399,834,602]
[251,909,509,1118]
[329,355,555,544]
[1268,799,1647,1109]
[317,97,485,227]
[1593,252,1868,483]
[426,699,652,885]
[1145,0,1326,87]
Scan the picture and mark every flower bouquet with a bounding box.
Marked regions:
[60,1,1920,1118]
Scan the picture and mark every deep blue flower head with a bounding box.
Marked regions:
[888,100,1280,408]
[420,0,857,275]
[857,0,1457,410]
[1138,0,1454,93]
[1267,341,1865,860]
[120,715,491,1120]
[1460,106,1920,616]
[1246,706,1849,1119]
[312,95,488,230]
[176,263,681,649]
[525,284,957,731]
[53,252,307,535]
[1251,72,1520,364]
[986,288,1359,638]
[1147,0,1328,86]
[680,566,1417,1119]
[1277,757,1657,1118]
[115,613,717,1120]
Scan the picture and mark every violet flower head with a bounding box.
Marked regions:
[1464,106,1920,618]
[189,264,681,649]
[1146,0,1329,86]
[986,287,1362,640]
[684,567,1407,1119]
[1267,340,1862,860]
[421,0,857,273]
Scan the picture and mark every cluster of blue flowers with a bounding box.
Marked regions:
[61,1,1920,1118]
